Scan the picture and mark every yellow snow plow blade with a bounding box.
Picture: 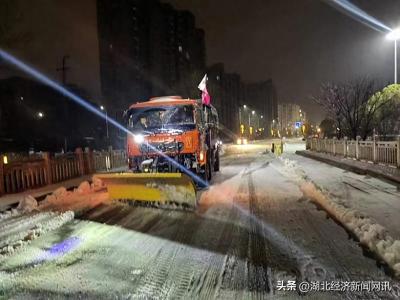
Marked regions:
[94,173,197,208]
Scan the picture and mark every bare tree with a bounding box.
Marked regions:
[313,78,390,139]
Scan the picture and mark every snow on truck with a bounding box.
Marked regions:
[95,96,221,209]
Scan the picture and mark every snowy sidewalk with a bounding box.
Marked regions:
[280,152,400,275]
[0,166,127,211]
[296,150,400,185]
[0,175,92,211]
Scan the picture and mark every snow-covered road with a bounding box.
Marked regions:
[1,140,399,299]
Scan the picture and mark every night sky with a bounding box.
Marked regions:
[165,0,400,123]
[0,0,101,100]
[2,1,399,124]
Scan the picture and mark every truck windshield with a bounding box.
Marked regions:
[127,105,195,133]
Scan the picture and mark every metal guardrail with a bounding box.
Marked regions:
[306,137,400,168]
[93,150,127,171]
[0,148,127,195]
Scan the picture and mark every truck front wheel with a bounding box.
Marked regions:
[214,150,220,172]
[200,156,212,186]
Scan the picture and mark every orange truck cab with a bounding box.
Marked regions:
[125,96,221,184]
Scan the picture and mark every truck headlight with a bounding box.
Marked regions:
[134,134,144,144]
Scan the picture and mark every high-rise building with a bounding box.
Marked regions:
[278,103,307,136]
[97,0,206,120]
[207,64,278,138]
[207,63,243,136]
[245,80,277,135]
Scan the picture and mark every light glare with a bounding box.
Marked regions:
[328,0,391,32]
[386,29,400,41]
[133,134,144,144]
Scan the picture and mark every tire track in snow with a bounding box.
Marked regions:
[246,173,271,295]
[215,179,250,299]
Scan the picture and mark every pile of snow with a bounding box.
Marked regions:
[0,178,108,258]
[278,156,400,277]
[0,208,20,221]
[91,176,104,190]
[300,182,400,276]
[42,181,95,207]
[17,195,38,213]
[0,210,74,257]
[54,186,68,197]
[158,184,196,206]
[76,181,91,194]
[40,180,108,212]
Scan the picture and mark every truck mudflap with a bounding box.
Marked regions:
[93,172,197,209]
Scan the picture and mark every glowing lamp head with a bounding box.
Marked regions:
[199,150,205,162]
[386,29,400,41]
[133,134,144,144]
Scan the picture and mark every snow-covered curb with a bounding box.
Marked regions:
[300,182,400,276]
[0,180,103,258]
[278,157,400,277]
[0,210,74,257]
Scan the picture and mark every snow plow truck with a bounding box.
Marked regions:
[95,96,221,209]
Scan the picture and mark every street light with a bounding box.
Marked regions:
[386,28,400,84]
[249,110,256,133]
[37,111,44,118]
[100,105,109,139]
[239,104,248,133]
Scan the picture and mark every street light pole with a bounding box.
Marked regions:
[387,28,400,84]
[100,105,109,139]
[395,39,397,84]
[105,111,109,139]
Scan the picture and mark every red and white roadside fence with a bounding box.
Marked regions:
[306,137,400,169]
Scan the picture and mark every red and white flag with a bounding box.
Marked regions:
[198,74,211,105]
